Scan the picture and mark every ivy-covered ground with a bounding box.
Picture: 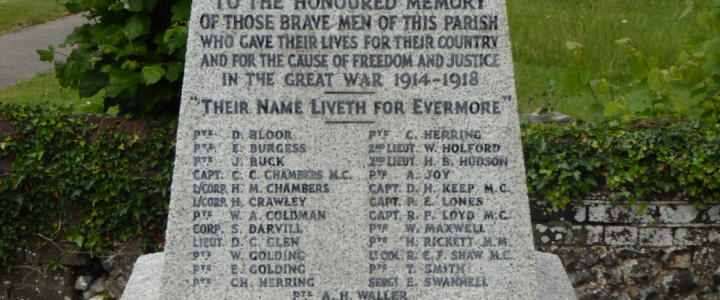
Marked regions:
[0,104,718,272]
[0,105,175,271]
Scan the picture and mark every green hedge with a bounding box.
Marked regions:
[522,119,720,209]
[0,104,718,271]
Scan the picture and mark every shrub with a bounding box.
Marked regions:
[561,1,720,123]
[37,0,191,117]
[523,118,720,210]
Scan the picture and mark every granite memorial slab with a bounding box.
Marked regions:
[124,251,578,299]
[158,0,541,297]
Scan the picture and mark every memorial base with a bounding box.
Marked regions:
[121,252,577,300]
[120,253,163,300]
[535,252,578,300]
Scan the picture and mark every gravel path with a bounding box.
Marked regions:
[0,14,89,88]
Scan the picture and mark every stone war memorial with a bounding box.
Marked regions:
[122,0,575,298]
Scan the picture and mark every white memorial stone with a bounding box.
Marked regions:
[122,253,164,299]
[126,252,579,299]
[536,252,577,300]
[159,0,541,297]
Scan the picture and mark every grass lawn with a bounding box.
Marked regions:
[508,0,706,119]
[0,0,68,35]
[0,73,108,114]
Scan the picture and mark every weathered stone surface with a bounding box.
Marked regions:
[130,252,574,300]
[10,286,74,300]
[675,228,708,246]
[0,269,39,285]
[535,224,574,245]
[574,286,603,300]
[39,269,73,288]
[24,242,89,266]
[107,263,130,299]
[618,249,648,259]
[159,0,539,298]
[701,292,720,300]
[100,255,119,273]
[111,274,127,295]
[75,275,92,291]
[556,248,581,270]
[669,270,698,296]
[106,238,146,299]
[635,285,659,300]
[602,251,620,267]
[708,229,720,243]
[121,253,163,300]
[530,200,583,222]
[606,227,638,246]
[660,205,699,223]
[627,259,657,281]
[568,270,594,287]
[708,206,720,223]
[665,249,694,269]
[588,204,657,224]
[83,275,106,299]
[640,228,673,247]
[521,111,573,123]
[535,252,577,299]
[650,250,666,261]
[603,267,624,287]
[583,248,600,268]
[568,225,604,245]
[527,198,720,300]
[11,249,24,266]
[616,293,631,300]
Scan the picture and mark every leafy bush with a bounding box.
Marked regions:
[561,0,720,123]
[523,118,720,209]
[0,104,175,271]
[37,0,190,117]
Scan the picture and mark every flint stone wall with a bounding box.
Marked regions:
[0,117,717,299]
[532,193,720,300]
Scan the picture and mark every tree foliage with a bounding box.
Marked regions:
[37,0,191,117]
